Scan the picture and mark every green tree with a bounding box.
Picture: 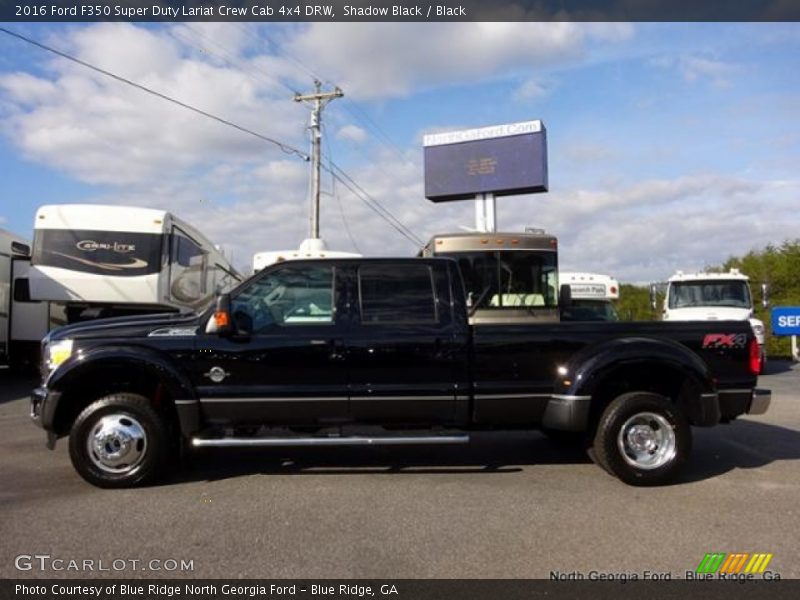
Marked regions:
[617,284,657,321]
[718,240,800,357]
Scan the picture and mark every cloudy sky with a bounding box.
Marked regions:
[0,22,798,281]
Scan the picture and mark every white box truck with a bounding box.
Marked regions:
[659,269,768,370]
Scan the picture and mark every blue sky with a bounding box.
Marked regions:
[1,22,798,280]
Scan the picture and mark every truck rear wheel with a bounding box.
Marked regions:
[592,392,691,486]
[68,393,169,488]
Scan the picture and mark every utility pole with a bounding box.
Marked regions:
[294,80,343,239]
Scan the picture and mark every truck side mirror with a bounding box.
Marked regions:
[650,283,658,311]
[206,293,234,336]
[559,284,572,308]
[761,283,769,309]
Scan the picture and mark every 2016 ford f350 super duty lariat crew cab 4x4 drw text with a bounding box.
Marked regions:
[31,258,770,488]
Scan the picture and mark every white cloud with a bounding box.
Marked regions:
[287,22,633,99]
[530,174,798,282]
[680,56,737,88]
[337,124,367,143]
[513,79,550,102]
[652,54,738,89]
[0,23,309,185]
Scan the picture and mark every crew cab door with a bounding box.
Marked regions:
[345,261,467,425]
[194,262,349,426]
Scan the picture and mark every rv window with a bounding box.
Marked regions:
[32,229,162,276]
[11,241,30,256]
[358,264,437,324]
[451,251,558,310]
[13,279,34,303]
[170,231,208,304]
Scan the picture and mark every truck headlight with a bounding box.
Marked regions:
[45,339,74,371]
[751,323,765,336]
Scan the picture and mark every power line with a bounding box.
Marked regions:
[2,25,422,248]
[0,26,309,161]
[321,123,361,254]
[237,23,410,164]
[190,25,421,248]
[322,160,423,247]
[341,100,409,162]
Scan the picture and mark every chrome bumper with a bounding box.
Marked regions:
[748,389,771,415]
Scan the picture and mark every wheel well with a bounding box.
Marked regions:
[52,363,178,436]
[587,363,698,433]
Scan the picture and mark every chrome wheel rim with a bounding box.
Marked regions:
[616,411,676,470]
[86,414,147,474]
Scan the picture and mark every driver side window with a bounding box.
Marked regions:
[230,265,335,333]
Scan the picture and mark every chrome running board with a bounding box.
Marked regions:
[191,435,470,448]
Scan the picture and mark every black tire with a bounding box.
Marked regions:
[68,393,169,488]
[592,392,691,486]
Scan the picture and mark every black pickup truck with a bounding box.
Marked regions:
[31,257,770,488]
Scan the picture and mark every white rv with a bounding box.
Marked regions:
[1,229,52,369]
[662,269,767,367]
[560,272,620,322]
[253,238,361,272]
[29,204,241,323]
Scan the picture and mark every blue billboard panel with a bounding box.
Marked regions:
[423,121,548,202]
[772,306,800,336]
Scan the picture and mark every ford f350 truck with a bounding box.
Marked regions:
[31,257,770,488]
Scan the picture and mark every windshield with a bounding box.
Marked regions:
[562,299,619,322]
[668,280,752,309]
[447,250,558,310]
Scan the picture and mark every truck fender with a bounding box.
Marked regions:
[550,337,719,429]
[47,345,200,437]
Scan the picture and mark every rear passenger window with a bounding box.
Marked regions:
[359,264,437,324]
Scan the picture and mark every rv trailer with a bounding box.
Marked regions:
[29,204,241,323]
[1,229,52,370]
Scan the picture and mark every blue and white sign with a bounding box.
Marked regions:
[771,306,800,336]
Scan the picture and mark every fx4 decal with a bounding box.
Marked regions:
[702,333,748,349]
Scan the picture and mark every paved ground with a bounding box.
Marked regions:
[1,363,798,579]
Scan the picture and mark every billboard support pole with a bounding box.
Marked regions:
[793,335,799,362]
[475,193,496,233]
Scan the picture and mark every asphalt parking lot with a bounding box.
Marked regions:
[1,363,798,579]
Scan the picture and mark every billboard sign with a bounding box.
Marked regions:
[423,120,548,202]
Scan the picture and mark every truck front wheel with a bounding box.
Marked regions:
[592,392,691,486]
[68,393,169,488]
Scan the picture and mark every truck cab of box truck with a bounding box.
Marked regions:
[662,269,767,368]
